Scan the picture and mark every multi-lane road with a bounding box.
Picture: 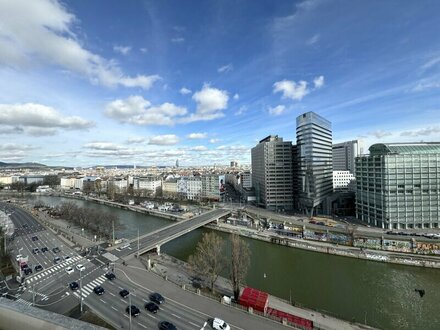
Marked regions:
[2,202,290,330]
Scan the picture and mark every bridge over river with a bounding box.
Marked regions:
[106,208,231,260]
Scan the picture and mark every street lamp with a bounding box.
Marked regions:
[128,291,133,330]
[79,268,83,313]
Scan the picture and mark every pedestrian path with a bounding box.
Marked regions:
[72,274,107,299]
[26,256,83,284]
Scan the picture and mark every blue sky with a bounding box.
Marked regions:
[1,0,440,167]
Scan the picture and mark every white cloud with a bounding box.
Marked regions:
[313,75,325,89]
[140,48,148,53]
[180,87,192,95]
[306,34,320,45]
[105,96,187,126]
[235,105,247,116]
[185,84,229,122]
[421,56,440,71]
[209,138,220,144]
[113,45,131,55]
[83,142,121,150]
[148,135,180,146]
[0,0,159,89]
[190,145,208,151]
[268,105,286,116]
[400,126,440,137]
[368,130,392,139]
[126,137,146,144]
[187,133,208,139]
[412,81,440,92]
[273,80,309,100]
[218,64,233,73]
[233,93,239,100]
[171,37,185,43]
[0,103,94,136]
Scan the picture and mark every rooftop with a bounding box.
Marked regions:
[369,143,440,155]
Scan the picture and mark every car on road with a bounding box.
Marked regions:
[52,247,60,253]
[31,236,38,241]
[149,292,165,304]
[125,305,140,317]
[69,281,79,290]
[15,254,22,261]
[76,264,85,271]
[41,247,48,252]
[119,289,129,298]
[65,266,74,274]
[32,248,39,254]
[213,318,231,330]
[22,224,28,228]
[144,302,159,313]
[93,285,105,295]
[54,257,61,263]
[105,272,116,280]
[159,321,177,330]
[64,256,71,261]
[23,267,32,275]
[34,265,43,272]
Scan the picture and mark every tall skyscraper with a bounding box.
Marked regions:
[332,140,364,173]
[251,135,293,211]
[296,112,333,216]
[356,143,440,229]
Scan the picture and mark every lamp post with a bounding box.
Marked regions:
[112,218,115,244]
[137,228,140,258]
[79,268,83,313]
[128,291,132,330]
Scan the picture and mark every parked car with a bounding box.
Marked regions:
[31,236,38,241]
[65,266,74,274]
[41,247,48,252]
[52,247,60,253]
[23,267,32,275]
[105,272,116,280]
[144,302,159,313]
[213,318,230,330]
[54,257,61,264]
[69,281,79,290]
[34,265,43,272]
[159,321,177,330]
[149,292,165,304]
[32,248,39,254]
[93,286,105,295]
[76,264,85,271]
[126,305,140,317]
[119,289,129,298]
[64,256,71,261]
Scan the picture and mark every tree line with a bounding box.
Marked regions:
[188,232,251,300]
[54,201,122,240]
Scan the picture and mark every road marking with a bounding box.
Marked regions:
[137,323,148,329]
[111,306,118,311]
[145,313,157,320]
[108,292,115,296]
[189,322,200,327]
[100,299,106,304]
[171,313,181,319]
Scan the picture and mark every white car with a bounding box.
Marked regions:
[213,318,230,330]
[76,264,85,271]
[16,254,22,261]
[65,266,74,274]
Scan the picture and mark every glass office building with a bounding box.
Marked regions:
[356,143,440,229]
[296,112,333,216]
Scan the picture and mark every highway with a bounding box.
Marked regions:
[2,202,290,330]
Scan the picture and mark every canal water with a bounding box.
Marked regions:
[31,196,440,329]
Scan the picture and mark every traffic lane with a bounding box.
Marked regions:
[118,266,286,330]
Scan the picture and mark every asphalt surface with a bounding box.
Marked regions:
[2,202,292,330]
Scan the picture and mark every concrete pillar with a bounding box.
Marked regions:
[197,289,201,295]
[156,244,161,256]
[282,318,288,325]
[248,307,253,314]
[147,258,151,270]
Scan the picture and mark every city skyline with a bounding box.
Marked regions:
[1,0,440,167]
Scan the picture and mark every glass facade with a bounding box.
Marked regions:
[356,143,440,229]
[296,112,333,215]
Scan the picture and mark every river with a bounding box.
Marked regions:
[30,196,440,329]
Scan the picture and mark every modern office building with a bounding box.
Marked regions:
[251,135,293,211]
[332,140,364,173]
[333,171,356,191]
[356,143,440,229]
[296,112,333,216]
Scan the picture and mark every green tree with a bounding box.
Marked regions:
[229,233,251,300]
[189,232,225,292]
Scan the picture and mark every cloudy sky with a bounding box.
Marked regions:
[1,0,440,167]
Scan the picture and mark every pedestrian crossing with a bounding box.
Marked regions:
[26,256,83,284]
[16,298,33,306]
[72,274,107,299]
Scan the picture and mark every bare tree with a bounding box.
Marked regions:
[188,232,225,292]
[229,233,251,300]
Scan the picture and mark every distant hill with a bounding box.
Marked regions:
[0,161,47,168]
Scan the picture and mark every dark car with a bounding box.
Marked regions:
[69,281,79,290]
[119,289,129,298]
[126,305,140,317]
[145,302,159,313]
[23,267,32,275]
[32,248,39,254]
[93,285,105,295]
[22,224,28,228]
[54,256,61,263]
[34,265,43,272]
[41,247,48,252]
[105,272,116,280]
[31,236,38,241]
[159,321,177,330]
[150,292,165,304]
[52,247,60,253]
